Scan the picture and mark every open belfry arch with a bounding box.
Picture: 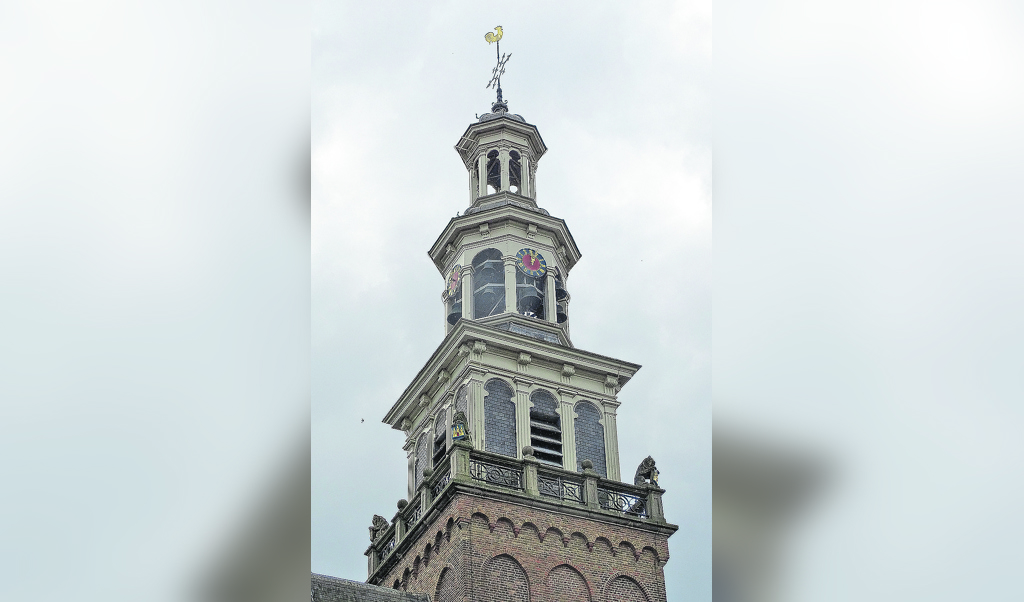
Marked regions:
[362,28,678,602]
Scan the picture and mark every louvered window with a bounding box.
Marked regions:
[529,390,562,467]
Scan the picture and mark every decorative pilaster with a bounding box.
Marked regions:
[499,148,510,191]
[513,378,533,459]
[516,352,531,374]
[522,448,539,496]
[530,159,537,197]
[582,462,600,510]
[367,547,379,575]
[394,504,407,542]
[545,270,557,323]
[406,447,416,501]
[603,401,622,481]
[442,292,451,335]
[468,370,486,450]
[503,256,517,315]
[460,264,474,320]
[441,394,455,453]
[451,439,473,481]
[521,153,531,197]
[646,486,666,523]
[477,154,488,197]
[558,390,578,472]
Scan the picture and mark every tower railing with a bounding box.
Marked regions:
[537,469,585,504]
[468,451,524,490]
[365,441,667,579]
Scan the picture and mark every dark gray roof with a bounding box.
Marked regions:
[311,573,430,602]
[477,111,525,123]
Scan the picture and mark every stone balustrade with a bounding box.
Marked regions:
[365,441,666,578]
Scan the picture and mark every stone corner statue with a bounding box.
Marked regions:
[634,456,659,487]
[369,514,389,541]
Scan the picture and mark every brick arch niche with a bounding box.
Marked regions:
[480,554,530,602]
[604,575,650,602]
[435,566,460,602]
[546,564,591,602]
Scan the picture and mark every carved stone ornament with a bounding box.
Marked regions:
[399,417,412,432]
[634,455,659,487]
[370,514,389,541]
[451,410,470,441]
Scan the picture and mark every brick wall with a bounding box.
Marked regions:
[374,493,669,602]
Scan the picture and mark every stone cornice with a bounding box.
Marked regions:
[454,116,548,170]
[382,319,641,430]
[428,204,582,274]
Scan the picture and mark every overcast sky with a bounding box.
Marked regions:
[2,1,1023,601]
[311,3,712,601]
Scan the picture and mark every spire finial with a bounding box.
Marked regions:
[485,26,510,113]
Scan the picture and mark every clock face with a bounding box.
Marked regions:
[447,266,462,296]
[516,248,547,278]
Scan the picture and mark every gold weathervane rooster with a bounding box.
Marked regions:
[484,26,503,45]
[484,26,510,97]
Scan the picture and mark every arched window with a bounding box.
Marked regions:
[485,150,500,194]
[516,269,545,319]
[446,275,463,326]
[472,162,481,199]
[509,150,522,194]
[415,434,430,489]
[432,409,448,468]
[455,384,468,417]
[472,249,505,318]
[484,379,516,458]
[574,401,606,477]
[555,271,569,323]
[529,390,562,467]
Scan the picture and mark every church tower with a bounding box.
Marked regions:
[363,35,678,602]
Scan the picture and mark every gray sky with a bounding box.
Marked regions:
[311,3,712,601]
[1,1,1022,601]
[0,2,310,601]
[715,1,1024,600]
